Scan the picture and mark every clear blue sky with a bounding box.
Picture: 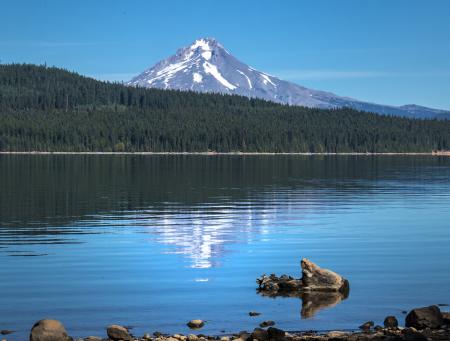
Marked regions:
[2,0,450,109]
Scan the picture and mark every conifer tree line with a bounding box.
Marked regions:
[0,63,449,153]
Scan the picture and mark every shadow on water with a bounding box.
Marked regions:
[258,289,350,319]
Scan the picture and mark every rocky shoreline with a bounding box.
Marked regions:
[2,260,449,341]
[2,305,449,341]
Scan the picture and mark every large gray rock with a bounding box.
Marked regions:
[29,319,72,341]
[106,324,133,341]
[405,305,444,329]
[301,258,349,294]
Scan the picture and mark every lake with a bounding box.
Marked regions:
[1,155,449,340]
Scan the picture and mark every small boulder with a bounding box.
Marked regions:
[30,319,72,341]
[237,331,250,341]
[267,327,285,339]
[442,312,450,325]
[187,320,205,329]
[403,328,428,341]
[301,258,349,294]
[249,311,261,317]
[251,328,268,341]
[384,316,399,328]
[359,321,374,331]
[106,324,133,341]
[405,305,444,329]
[327,331,350,339]
[259,320,275,328]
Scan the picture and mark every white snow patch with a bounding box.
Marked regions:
[190,39,211,51]
[201,51,212,60]
[261,74,276,87]
[143,51,201,87]
[237,70,252,89]
[203,62,236,90]
[193,72,203,83]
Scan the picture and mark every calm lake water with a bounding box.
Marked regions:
[1,155,450,340]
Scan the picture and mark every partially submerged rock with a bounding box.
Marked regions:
[259,320,275,328]
[187,320,205,329]
[30,319,72,341]
[249,311,261,317]
[405,305,444,329]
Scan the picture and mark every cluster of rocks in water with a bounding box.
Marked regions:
[256,259,350,318]
[257,259,350,296]
[2,260,449,341]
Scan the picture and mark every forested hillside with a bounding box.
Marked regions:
[0,63,449,153]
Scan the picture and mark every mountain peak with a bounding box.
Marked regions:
[190,37,220,48]
[127,39,449,119]
[184,38,223,61]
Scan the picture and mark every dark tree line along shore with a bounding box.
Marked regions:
[1,64,450,153]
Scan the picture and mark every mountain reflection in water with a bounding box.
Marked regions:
[1,155,450,340]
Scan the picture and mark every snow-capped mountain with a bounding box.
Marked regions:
[128,38,449,119]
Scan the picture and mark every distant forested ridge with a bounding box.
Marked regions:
[0,63,449,153]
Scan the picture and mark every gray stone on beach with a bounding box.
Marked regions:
[384,316,399,328]
[107,324,133,341]
[30,319,72,341]
[188,334,199,341]
[359,321,374,331]
[443,312,450,324]
[267,327,285,339]
[405,305,444,329]
[251,328,269,341]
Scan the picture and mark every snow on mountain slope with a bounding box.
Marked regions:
[127,38,449,119]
